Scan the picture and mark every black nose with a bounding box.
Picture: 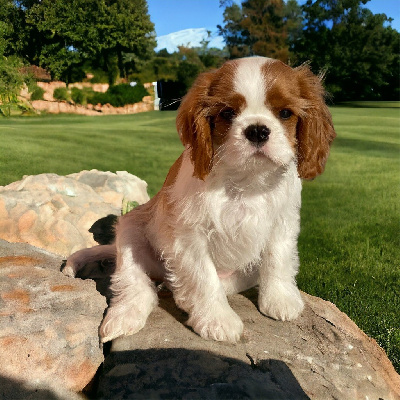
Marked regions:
[244,124,270,146]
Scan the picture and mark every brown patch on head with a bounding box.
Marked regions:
[262,60,336,179]
[263,61,304,151]
[176,60,246,180]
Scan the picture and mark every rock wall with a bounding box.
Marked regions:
[36,81,67,102]
[22,81,154,115]
[31,98,154,116]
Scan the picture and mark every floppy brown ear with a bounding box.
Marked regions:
[295,65,336,180]
[176,71,215,180]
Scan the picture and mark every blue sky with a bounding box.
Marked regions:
[147,0,400,37]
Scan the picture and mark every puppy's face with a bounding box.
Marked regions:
[177,57,336,180]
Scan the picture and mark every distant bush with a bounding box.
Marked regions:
[53,87,70,102]
[71,87,84,104]
[87,83,148,107]
[89,69,109,84]
[71,87,95,105]
[30,86,45,101]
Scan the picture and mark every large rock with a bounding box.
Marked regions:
[98,289,400,399]
[0,170,149,256]
[0,239,107,399]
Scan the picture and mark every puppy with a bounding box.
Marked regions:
[64,57,336,343]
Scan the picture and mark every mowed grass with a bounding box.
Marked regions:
[298,106,400,372]
[1,106,399,372]
[0,111,182,197]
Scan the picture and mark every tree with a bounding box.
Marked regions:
[0,21,33,116]
[293,0,400,100]
[218,2,247,58]
[18,0,156,83]
[284,0,304,57]
[218,0,295,62]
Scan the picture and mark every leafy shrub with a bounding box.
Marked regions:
[71,87,84,104]
[108,83,148,106]
[87,83,149,107]
[177,61,202,90]
[53,87,70,102]
[70,87,95,105]
[89,69,109,84]
[0,53,33,116]
[87,91,108,106]
[30,86,45,101]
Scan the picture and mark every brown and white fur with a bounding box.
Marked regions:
[63,57,336,343]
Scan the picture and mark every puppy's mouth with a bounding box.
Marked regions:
[250,147,290,168]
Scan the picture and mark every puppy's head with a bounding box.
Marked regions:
[176,57,336,180]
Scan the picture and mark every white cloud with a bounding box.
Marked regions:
[155,28,225,53]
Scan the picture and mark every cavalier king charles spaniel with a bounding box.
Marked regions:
[64,57,336,343]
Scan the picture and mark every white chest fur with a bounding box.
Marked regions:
[168,151,302,273]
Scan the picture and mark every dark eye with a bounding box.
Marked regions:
[220,108,236,121]
[279,109,293,119]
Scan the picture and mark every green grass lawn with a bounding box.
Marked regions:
[1,106,399,372]
[0,111,182,197]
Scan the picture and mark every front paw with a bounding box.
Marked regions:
[187,305,244,343]
[100,288,158,342]
[259,281,304,321]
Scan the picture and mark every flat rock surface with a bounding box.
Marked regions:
[0,239,107,398]
[99,289,400,400]
[0,170,149,256]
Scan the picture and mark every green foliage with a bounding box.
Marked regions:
[122,199,139,215]
[0,22,33,116]
[131,46,226,95]
[70,87,91,105]
[89,69,109,84]
[0,0,26,57]
[87,83,149,107]
[0,0,398,103]
[218,2,244,58]
[292,0,400,101]
[176,61,202,90]
[30,85,45,101]
[3,0,155,83]
[218,0,301,61]
[53,87,70,102]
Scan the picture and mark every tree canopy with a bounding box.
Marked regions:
[292,0,400,100]
[0,0,155,83]
[218,0,399,101]
[0,0,398,101]
[218,0,303,62]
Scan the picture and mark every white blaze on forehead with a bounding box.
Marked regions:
[233,57,273,112]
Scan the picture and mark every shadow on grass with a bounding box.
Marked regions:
[333,137,400,157]
[333,101,400,108]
